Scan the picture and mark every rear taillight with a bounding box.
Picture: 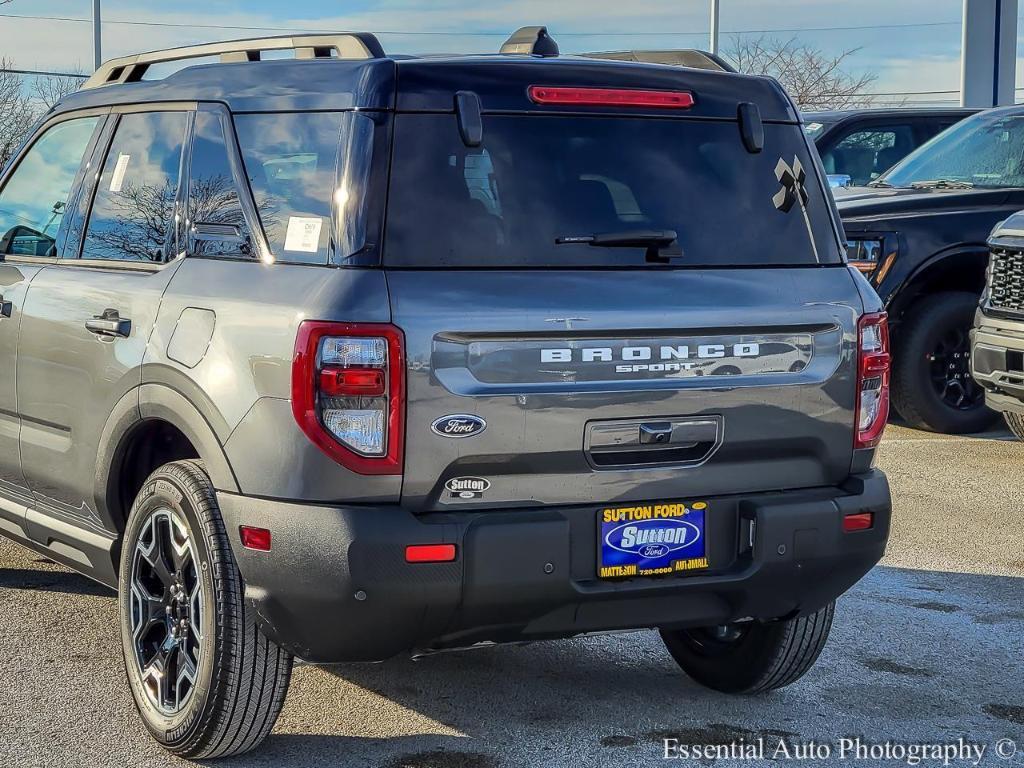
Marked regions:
[855,312,891,449]
[291,322,404,475]
[527,85,695,109]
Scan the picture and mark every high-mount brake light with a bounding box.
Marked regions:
[855,312,891,449]
[291,322,405,475]
[527,86,695,109]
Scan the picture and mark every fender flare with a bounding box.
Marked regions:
[94,385,240,530]
[885,243,989,319]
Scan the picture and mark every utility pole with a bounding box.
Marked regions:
[709,0,720,55]
[92,0,102,70]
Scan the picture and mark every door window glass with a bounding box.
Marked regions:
[0,117,100,257]
[821,125,915,186]
[80,111,187,262]
[187,112,252,258]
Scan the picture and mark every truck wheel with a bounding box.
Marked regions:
[118,460,292,759]
[1004,412,1024,441]
[660,602,834,693]
[891,292,997,434]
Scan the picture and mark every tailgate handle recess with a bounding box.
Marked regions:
[586,416,722,469]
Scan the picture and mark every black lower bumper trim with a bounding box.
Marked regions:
[218,470,891,663]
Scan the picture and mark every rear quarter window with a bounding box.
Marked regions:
[384,114,841,268]
[233,112,343,265]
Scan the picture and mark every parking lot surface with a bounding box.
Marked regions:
[1,424,1022,768]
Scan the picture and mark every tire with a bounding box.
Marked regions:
[118,460,293,759]
[890,291,998,434]
[660,602,834,694]
[1005,412,1024,441]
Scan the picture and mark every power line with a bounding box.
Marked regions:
[0,11,962,37]
[2,67,87,78]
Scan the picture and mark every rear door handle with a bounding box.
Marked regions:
[85,309,131,338]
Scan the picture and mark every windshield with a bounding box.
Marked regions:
[385,114,841,268]
[880,111,1024,189]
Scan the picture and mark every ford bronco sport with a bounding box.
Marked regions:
[0,27,892,758]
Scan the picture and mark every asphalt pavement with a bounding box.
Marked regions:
[0,423,1022,768]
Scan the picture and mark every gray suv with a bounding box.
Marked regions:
[0,29,892,758]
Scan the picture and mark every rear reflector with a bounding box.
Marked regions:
[842,512,873,532]
[528,85,695,109]
[405,544,457,563]
[239,526,272,551]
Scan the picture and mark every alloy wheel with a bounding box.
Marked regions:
[927,326,983,411]
[129,508,204,715]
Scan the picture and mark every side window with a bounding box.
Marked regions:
[0,117,100,257]
[187,111,252,258]
[80,111,187,262]
[234,111,344,265]
[822,125,915,186]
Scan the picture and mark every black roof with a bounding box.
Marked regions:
[51,35,799,122]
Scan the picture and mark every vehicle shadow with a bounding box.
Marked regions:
[222,566,1023,768]
[884,413,1014,442]
[0,565,111,596]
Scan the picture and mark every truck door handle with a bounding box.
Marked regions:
[0,296,11,318]
[85,309,131,338]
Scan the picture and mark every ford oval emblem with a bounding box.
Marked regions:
[431,414,487,438]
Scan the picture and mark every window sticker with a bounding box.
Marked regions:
[109,153,131,193]
[283,216,323,253]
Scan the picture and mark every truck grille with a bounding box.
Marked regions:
[989,247,1024,313]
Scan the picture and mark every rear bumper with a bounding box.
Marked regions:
[972,314,1024,415]
[218,470,891,663]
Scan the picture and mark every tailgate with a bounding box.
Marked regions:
[389,267,863,511]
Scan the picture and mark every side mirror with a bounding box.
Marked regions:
[827,174,852,189]
[0,224,55,257]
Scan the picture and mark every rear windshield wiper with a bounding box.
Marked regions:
[909,179,975,190]
[556,229,683,263]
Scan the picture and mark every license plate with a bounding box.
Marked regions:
[598,501,708,579]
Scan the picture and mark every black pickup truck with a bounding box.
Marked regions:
[835,106,1024,434]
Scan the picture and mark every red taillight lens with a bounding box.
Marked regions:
[528,85,695,109]
[855,312,891,449]
[319,367,386,397]
[405,544,457,563]
[239,526,272,551]
[842,512,874,532]
[291,322,404,475]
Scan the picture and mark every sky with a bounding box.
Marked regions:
[0,0,1014,104]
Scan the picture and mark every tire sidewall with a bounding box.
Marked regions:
[118,468,220,748]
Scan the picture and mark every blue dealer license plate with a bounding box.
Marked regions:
[598,501,709,579]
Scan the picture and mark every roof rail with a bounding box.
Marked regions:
[81,33,386,90]
[581,49,734,73]
[500,26,559,57]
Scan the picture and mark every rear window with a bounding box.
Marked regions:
[384,114,841,268]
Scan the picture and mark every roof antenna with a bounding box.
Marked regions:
[500,26,559,57]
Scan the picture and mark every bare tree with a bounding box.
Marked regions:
[32,70,84,109]
[0,59,85,169]
[725,35,882,110]
[0,59,37,169]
